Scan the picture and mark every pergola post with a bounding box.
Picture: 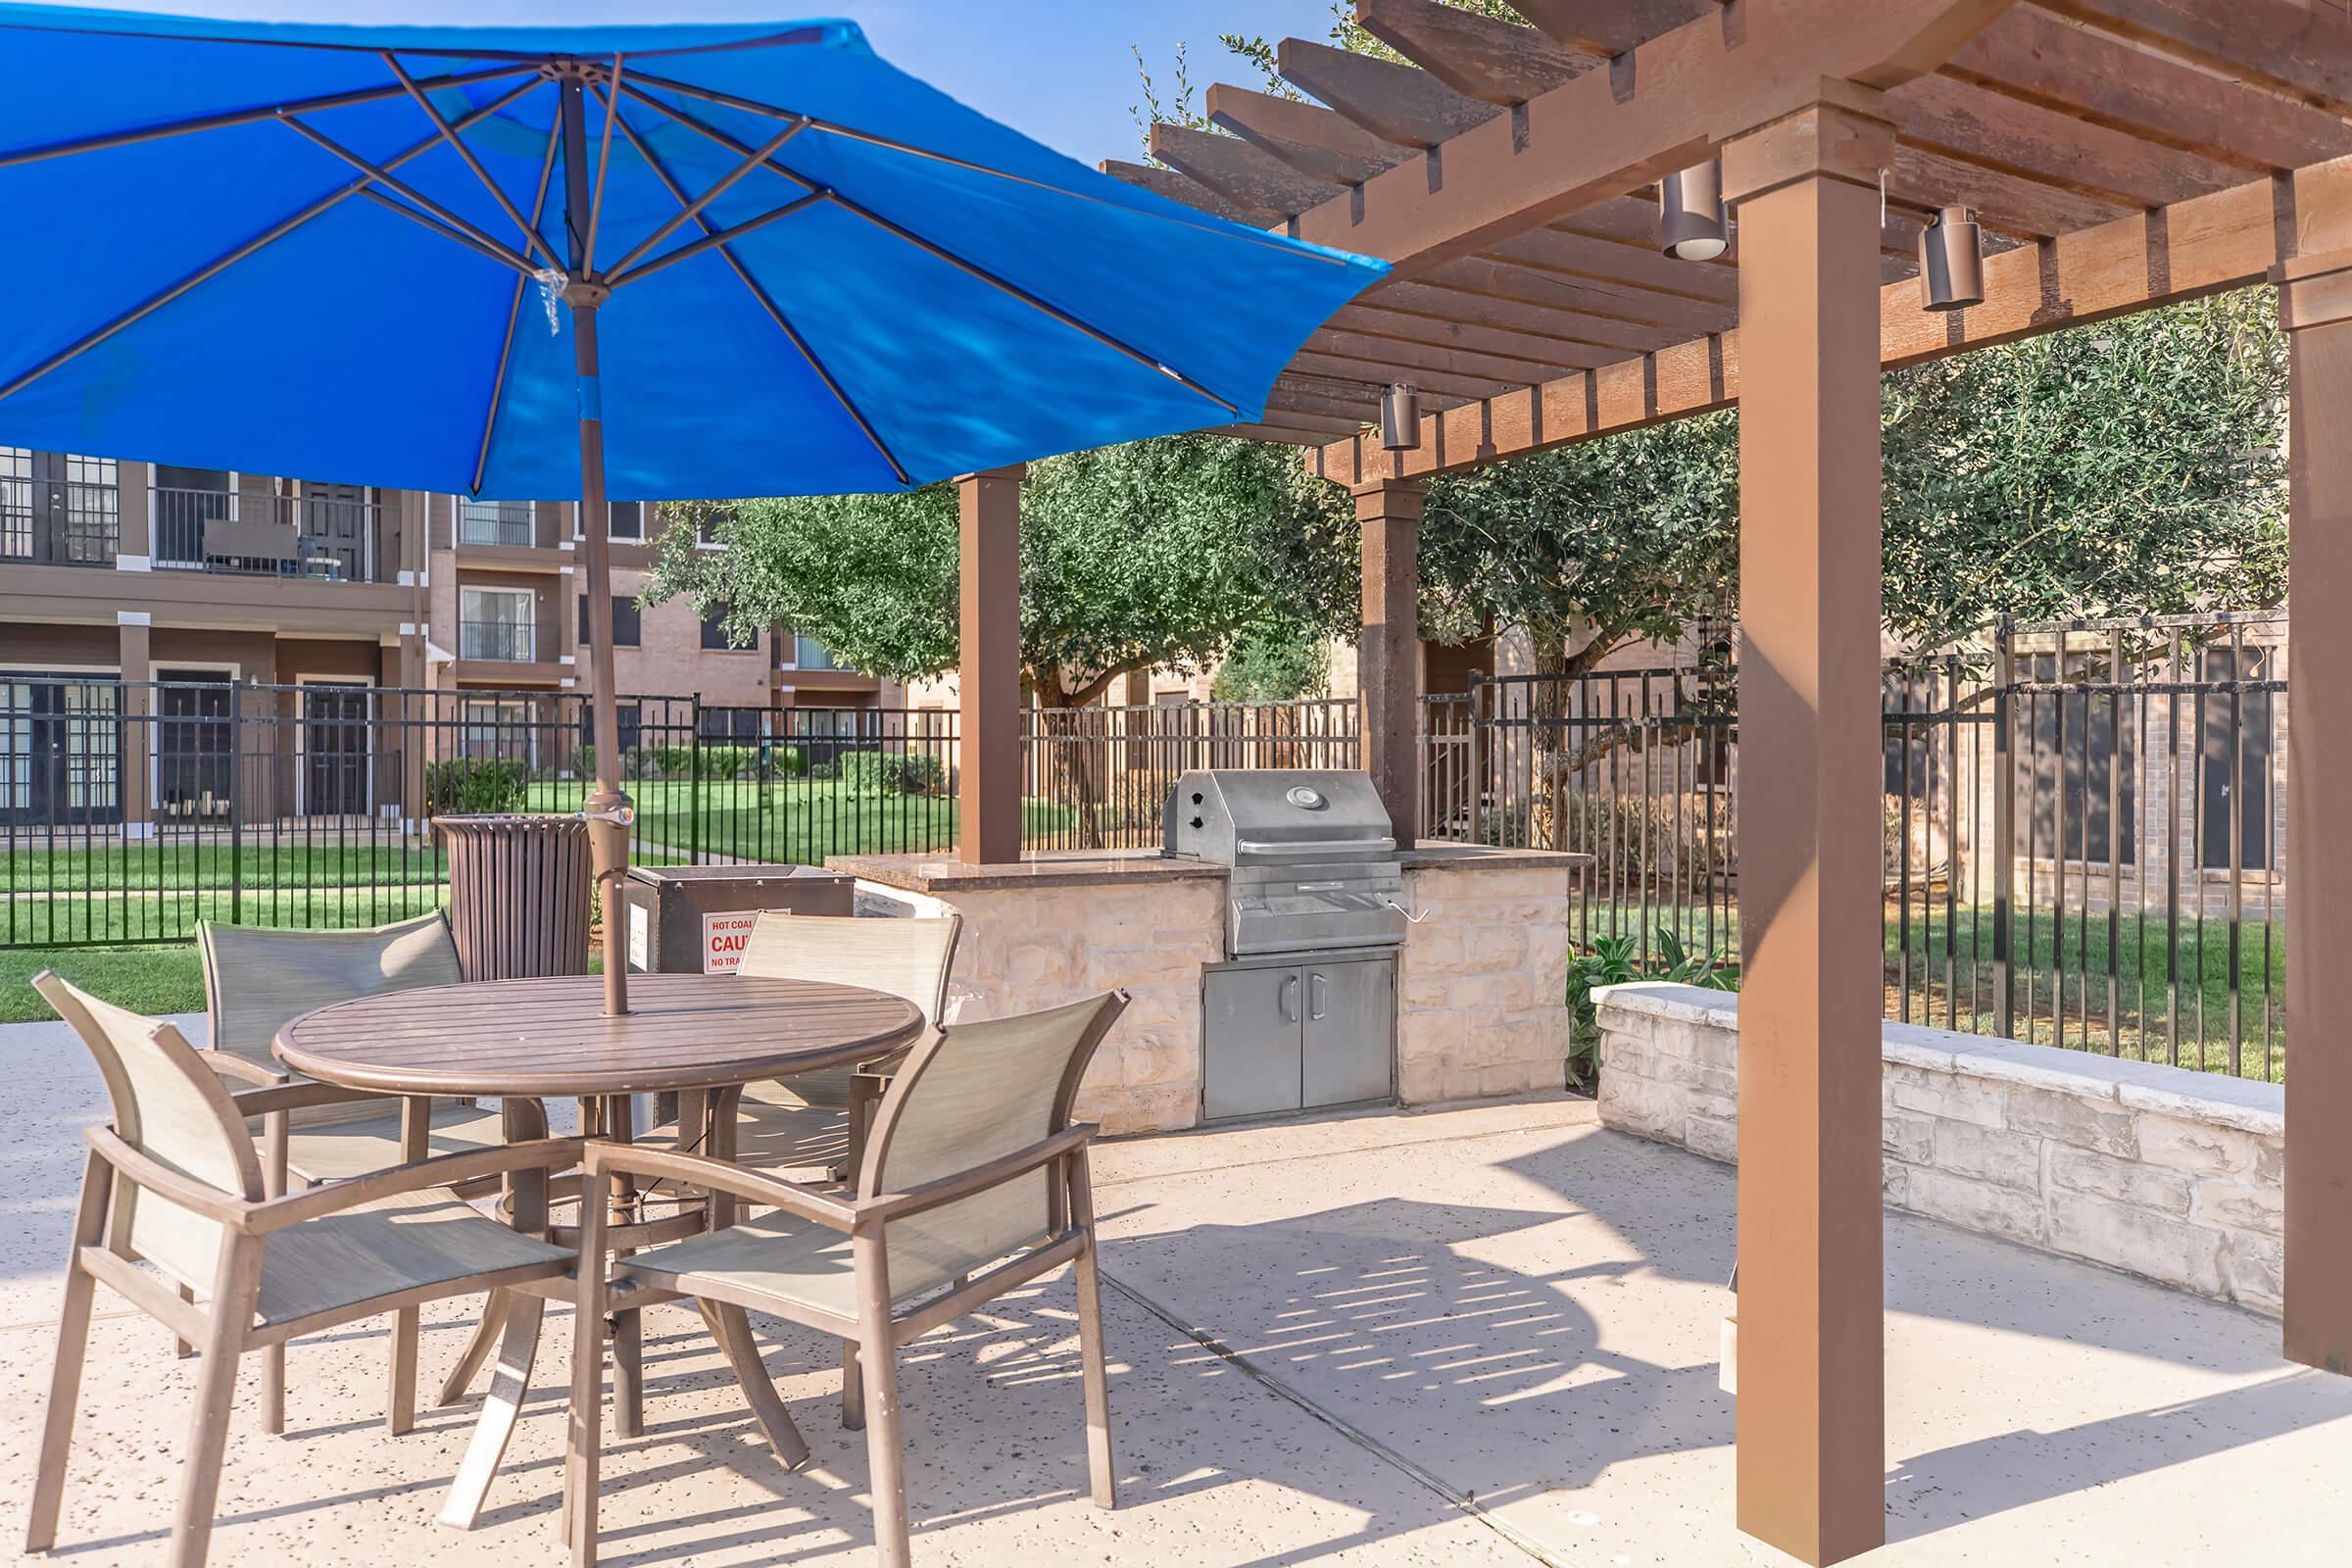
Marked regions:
[956,465,1024,865]
[2279,249,2352,1375]
[1719,84,1896,1567]
[1355,476,1423,848]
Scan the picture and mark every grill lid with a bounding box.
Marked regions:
[1162,769,1397,866]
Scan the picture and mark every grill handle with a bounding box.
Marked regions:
[1308,971,1328,1021]
[1280,973,1299,1024]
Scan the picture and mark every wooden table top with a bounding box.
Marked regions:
[275,972,925,1098]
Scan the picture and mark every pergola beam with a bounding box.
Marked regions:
[1887,72,2249,208]
[1508,0,1724,56]
[1309,320,1601,381]
[1453,249,1740,333]
[1329,302,1627,369]
[1150,122,1345,219]
[1275,38,1496,149]
[1945,5,2352,173]
[1377,275,1690,353]
[2042,0,2352,117]
[1282,0,2019,275]
[1313,149,2352,483]
[1351,0,1600,106]
[1205,84,1411,185]
[1098,159,1284,228]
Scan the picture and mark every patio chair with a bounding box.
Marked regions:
[654,911,961,1177]
[564,989,1129,1568]
[197,912,508,1433]
[24,972,579,1568]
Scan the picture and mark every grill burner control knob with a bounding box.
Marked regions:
[1285,786,1326,809]
[1190,816,1203,829]
[1192,792,1203,805]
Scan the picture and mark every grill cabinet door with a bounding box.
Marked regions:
[1300,956,1395,1108]
[1202,964,1304,1120]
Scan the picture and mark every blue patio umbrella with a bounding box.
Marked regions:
[0,7,1389,1007]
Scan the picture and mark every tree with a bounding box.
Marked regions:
[647,433,1356,843]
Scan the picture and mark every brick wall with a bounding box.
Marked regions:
[1595,983,2284,1314]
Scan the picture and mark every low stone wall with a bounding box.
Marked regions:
[1594,984,2284,1315]
[853,852,1577,1137]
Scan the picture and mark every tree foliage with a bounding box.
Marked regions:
[646,433,1355,707]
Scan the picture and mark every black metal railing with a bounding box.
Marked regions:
[1425,612,2288,1080]
[1,680,1356,950]
[457,620,537,662]
[153,486,387,581]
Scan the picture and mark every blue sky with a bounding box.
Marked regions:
[92,1,1339,165]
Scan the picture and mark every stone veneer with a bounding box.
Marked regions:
[848,849,1576,1137]
[1594,983,2284,1315]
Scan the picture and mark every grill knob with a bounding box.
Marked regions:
[1190,815,1203,829]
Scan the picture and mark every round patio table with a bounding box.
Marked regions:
[276,971,925,1529]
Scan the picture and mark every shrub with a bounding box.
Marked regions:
[837,749,945,795]
[426,757,527,813]
[1565,926,1740,1092]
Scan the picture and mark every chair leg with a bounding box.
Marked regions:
[1072,1231,1117,1508]
[611,1307,643,1441]
[853,1236,910,1568]
[26,1152,108,1555]
[858,1339,911,1568]
[264,1344,285,1438]
[841,1339,864,1431]
[387,1097,427,1436]
[565,1170,612,1567]
[170,1239,263,1568]
[174,1285,196,1359]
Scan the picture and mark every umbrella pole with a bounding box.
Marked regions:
[572,297,630,1015]
[561,74,630,1015]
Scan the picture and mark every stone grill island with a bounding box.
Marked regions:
[830,840,1583,1135]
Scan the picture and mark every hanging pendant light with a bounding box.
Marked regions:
[1918,204,1984,311]
[1658,159,1728,262]
[1380,381,1421,451]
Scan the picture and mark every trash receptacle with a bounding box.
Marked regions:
[436,814,593,980]
[617,863,856,974]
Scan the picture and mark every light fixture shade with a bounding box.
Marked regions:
[1658,160,1728,262]
[1380,381,1421,451]
[1918,205,1984,312]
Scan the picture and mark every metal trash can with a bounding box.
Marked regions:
[436,814,594,980]
[617,863,856,974]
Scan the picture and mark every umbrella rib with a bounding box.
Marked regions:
[617,82,1244,415]
[0,19,832,61]
[602,118,807,280]
[473,120,565,495]
[583,55,625,272]
[353,186,534,272]
[604,191,825,289]
[620,66,1348,266]
[0,62,539,170]
[601,90,911,487]
[0,75,544,407]
[380,50,559,270]
[277,114,539,275]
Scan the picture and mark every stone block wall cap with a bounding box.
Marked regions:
[1882,1036,1960,1075]
[1944,1037,2189,1101]
[1592,982,1740,1022]
[2117,1078,2285,1138]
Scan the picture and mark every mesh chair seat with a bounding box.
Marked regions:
[277,1101,511,1186]
[254,1188,571,1329]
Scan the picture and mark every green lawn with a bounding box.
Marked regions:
[519,778,1068,863]
[1,842,444,890]
[3,944,206,1022]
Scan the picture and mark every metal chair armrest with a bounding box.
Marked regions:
[86,1124,255,1226]
[243,1138,586,1234]
[229,1079,390,1118]
[853,1123,1097,1230]
[201,1050,289,1088]
[582,1142,858,1233]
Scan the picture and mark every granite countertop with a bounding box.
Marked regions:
[829,843,1589,894]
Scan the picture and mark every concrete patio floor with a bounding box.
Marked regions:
[0,1015,2347,1566]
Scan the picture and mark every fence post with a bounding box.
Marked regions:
[689,697,705,865]
[1992,617,2015,1041]
[228,676,244,925]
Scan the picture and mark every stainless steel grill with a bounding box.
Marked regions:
[1163,769,1404,1122]
[1162,768,1408,956]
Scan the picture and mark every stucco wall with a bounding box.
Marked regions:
[1594,984,2284,1314]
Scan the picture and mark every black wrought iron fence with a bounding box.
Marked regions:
[2,680,1352,948]
[1424,612,2288,1080]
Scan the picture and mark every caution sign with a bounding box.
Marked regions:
[701,909,760,973]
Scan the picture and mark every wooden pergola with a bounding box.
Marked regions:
[941,5,2352,1559]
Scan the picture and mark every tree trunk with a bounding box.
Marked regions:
[1528,626,1571,853]
[1037,686,1107,851]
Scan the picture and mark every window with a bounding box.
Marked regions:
[459,498,534,547]
[462,698,535,763]
[609,502,644,540]
[789,634,841,670]
[4,450,122,565]
[460,586,535,662]
[577,594,641,647]
[2024,652,2137,866]
[701,605,745,651]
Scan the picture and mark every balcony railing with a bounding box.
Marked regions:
[458,501,535,548]
[154,488,387,582]
[458,620,536,662]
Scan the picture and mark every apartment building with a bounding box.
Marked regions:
[0,446,892,827]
